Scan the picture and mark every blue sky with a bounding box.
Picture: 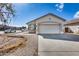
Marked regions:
[11,3,79,27]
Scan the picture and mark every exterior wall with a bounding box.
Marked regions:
[27,14,65,34]
[36,15,65,24]
[64,25,79,33]
[28,22,36,33]
[16,30,22,32]
[0,31,4,34]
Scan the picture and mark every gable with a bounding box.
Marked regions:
[27,13,66,25]
[36,14,65,24]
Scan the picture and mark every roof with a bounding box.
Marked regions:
[26,13,66,24]
[65,18,79,25]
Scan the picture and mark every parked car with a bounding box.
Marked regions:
[4,28,16,33]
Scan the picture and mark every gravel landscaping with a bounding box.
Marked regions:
[4,33,38,56]
[0,35,26,56]
[0,33,38,56]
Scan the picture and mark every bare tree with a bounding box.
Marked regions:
[0,3,15,26]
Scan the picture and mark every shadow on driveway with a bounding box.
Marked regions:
[38,34,79,42]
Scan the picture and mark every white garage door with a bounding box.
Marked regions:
[38,24,60,34]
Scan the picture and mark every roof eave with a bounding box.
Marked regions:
[26,13,66,24]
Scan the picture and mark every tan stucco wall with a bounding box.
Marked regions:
[27,14,65,34]
[36,15,65,24]
[28,14,65,24]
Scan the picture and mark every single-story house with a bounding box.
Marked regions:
[26,13,66,34]
[65,18,79,33]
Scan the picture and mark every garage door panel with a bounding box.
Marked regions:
[38,24,60,34]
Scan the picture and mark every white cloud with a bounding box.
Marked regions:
[55,3,64,12]
[73,11,79,19]
[55,4,58,6]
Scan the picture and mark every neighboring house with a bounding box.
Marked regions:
[65,19,79,33]
[0,25,25,33]
[0,25,16,34]
[26,13,66,34]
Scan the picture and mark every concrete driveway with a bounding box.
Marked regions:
[38,34,79,56]
[39,34,79,42]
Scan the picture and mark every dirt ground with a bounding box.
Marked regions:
[0,33,38,56]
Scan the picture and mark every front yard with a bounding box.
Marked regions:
[0,32,38,56]
[1,32,79,56]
